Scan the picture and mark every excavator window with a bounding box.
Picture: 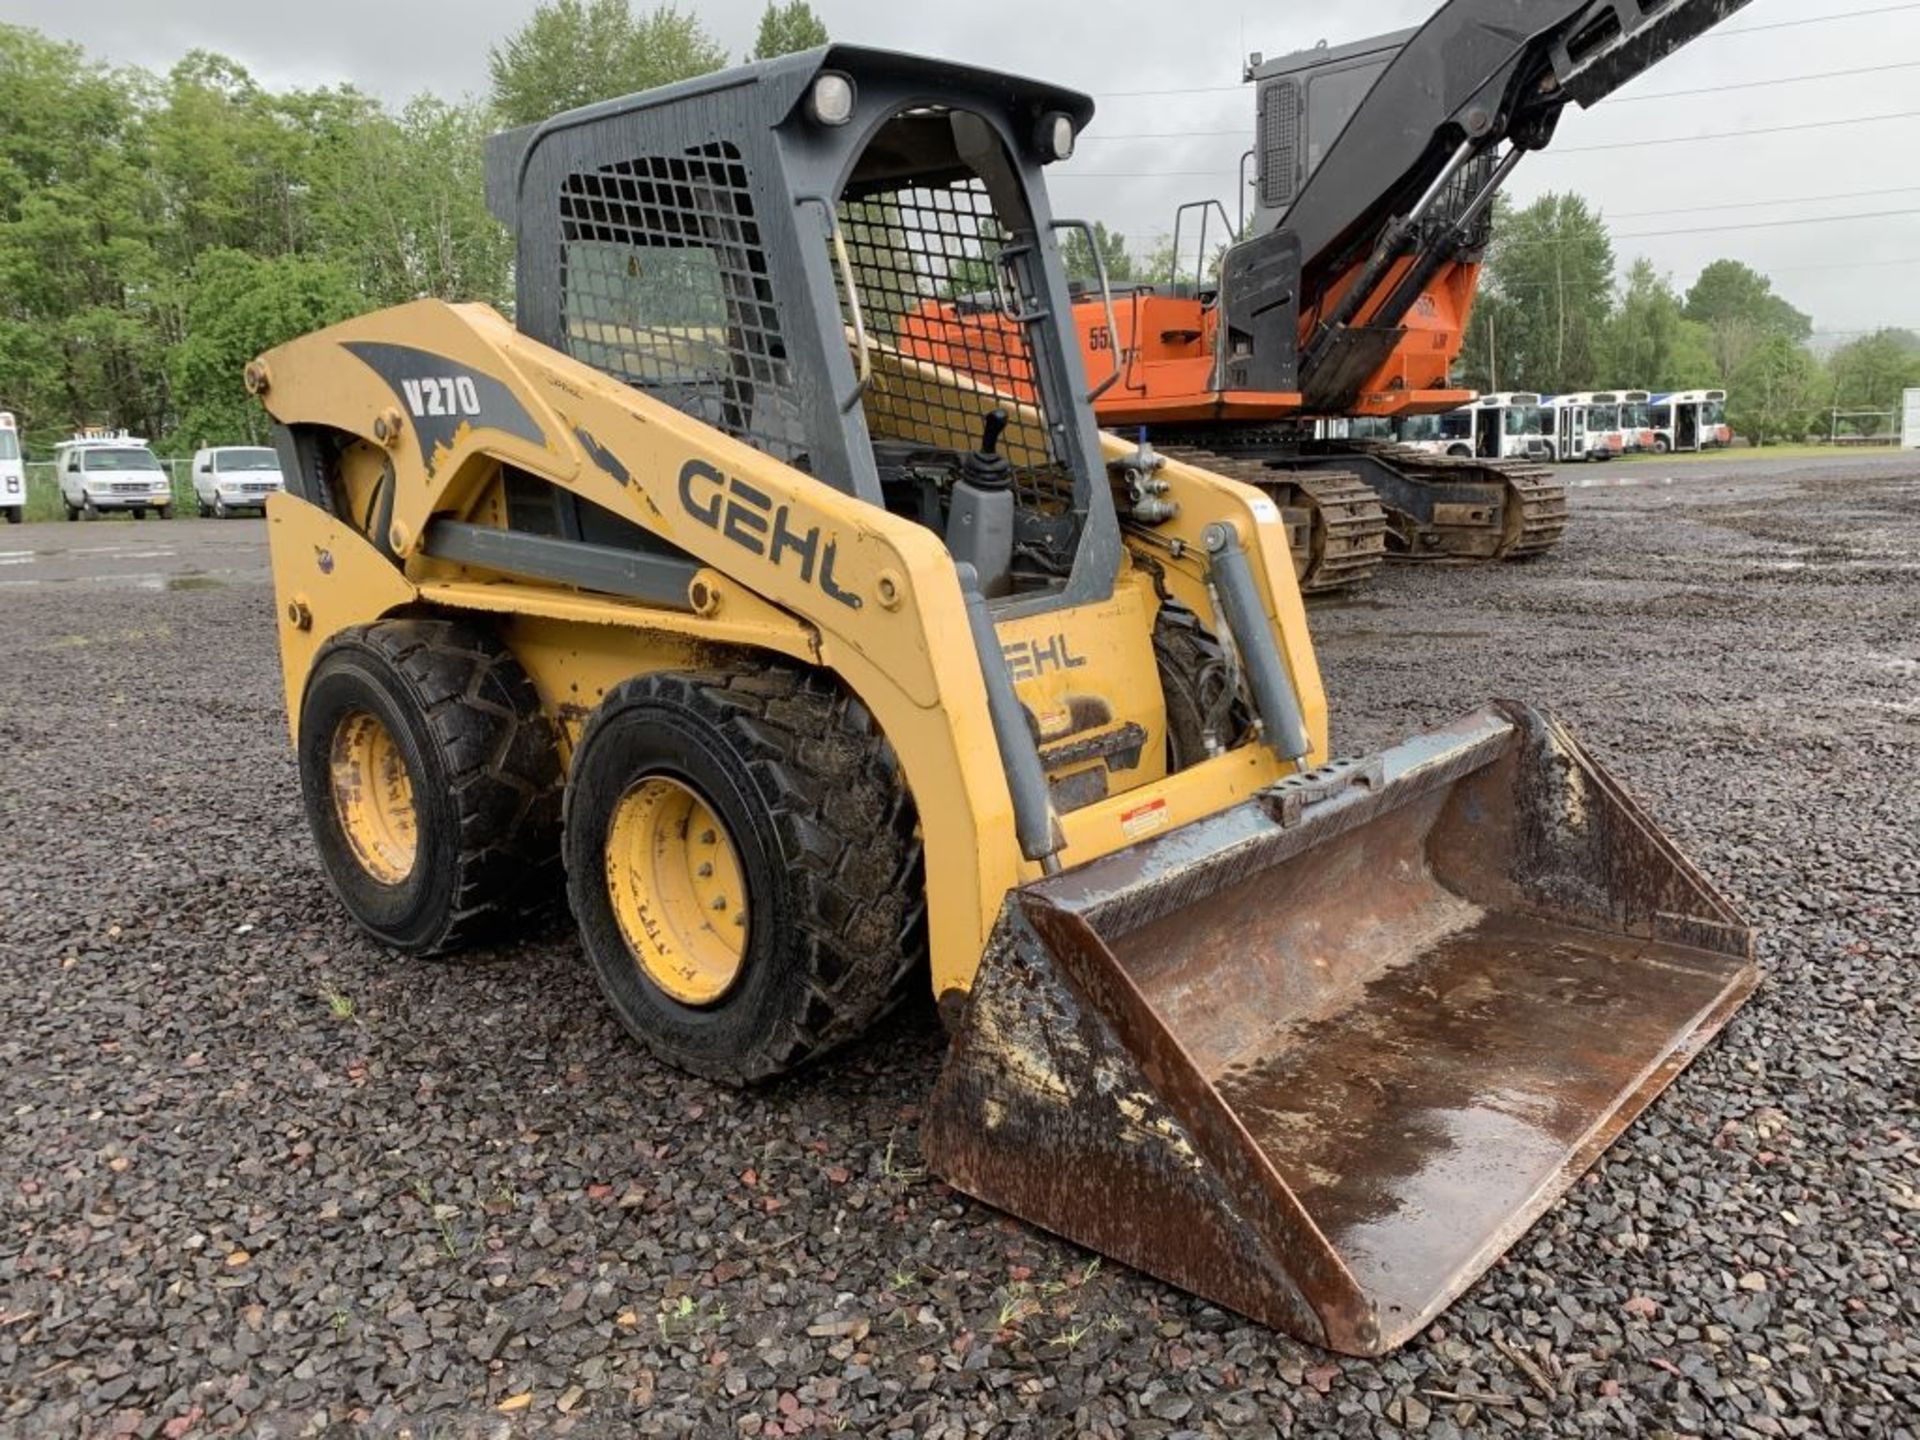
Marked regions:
[1303,61,1389,176]
[557,142,811,467]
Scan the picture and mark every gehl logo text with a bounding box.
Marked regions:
[679,460,861,610]
[1002,634,1088,682]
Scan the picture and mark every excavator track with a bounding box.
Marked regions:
[1358,446,1569,561]
[1164,447,1390,594]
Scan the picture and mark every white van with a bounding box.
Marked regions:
[55,430,172,520]
[0,413,23,523]
[191,445,285,517]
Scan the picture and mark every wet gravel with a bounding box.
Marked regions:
[2,461,1915,1438]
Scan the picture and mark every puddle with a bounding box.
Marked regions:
[167,573,228,591]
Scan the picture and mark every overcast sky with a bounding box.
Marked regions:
[20,0,1920,338]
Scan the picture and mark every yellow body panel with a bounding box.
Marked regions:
[266,497,418,741]
[258,299,1328,998]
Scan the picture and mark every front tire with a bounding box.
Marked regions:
[564,666,925,1084]
[214,498,229,519]
[298,619,564,955]
[1156,606,1246,769]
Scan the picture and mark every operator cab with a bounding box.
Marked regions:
[489,46,1117,617]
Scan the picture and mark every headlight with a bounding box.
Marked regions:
[807,73,855,127]
[1039,111,1076,162]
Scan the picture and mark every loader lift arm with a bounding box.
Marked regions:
[1242,0,1752,411]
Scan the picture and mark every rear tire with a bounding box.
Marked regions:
[4,507,19,525]
[564,666,925,1084]
[298,619,564,956]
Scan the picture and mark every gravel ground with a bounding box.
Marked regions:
[1,461,1914,1439]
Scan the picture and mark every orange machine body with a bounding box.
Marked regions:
[901,253,1483,429]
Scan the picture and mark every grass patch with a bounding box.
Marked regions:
[1615,443,1907,466]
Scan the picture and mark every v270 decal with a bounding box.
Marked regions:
[342,341,546,472]
[400,376,482,419]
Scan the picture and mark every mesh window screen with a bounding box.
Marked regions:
[836,176,1057,476]
[560,143,807,464]
[1259,80,1300,209]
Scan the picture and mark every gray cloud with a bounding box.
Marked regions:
[28,0,1920,335]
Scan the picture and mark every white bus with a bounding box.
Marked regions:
[1543,393,1625,463]
[1648,390,1731,453]
[0,413,23,523]
[1392,408,1475,457]
[1460,392,1554,462]
[1616,391,1656,454]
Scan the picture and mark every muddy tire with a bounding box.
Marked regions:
[298,619,564,956]
[564,666,925,1084]
[1156,605,1247,770]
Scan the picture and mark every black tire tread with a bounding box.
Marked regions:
[572,664,926,1082]
[320,618,563,954]
[1154,604,1245,768]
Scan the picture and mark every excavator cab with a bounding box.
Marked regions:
[260,42,1753,1356]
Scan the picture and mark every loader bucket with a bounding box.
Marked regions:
[923,703,1755,1355]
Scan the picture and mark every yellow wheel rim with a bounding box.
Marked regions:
[606,776,749,1007]
[329,710,419,885]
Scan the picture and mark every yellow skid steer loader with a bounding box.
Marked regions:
[253,46,1754,1355]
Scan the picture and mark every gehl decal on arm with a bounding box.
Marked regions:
[1002,634,1089,682]
[678,460,861,610]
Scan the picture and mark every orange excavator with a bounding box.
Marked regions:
[904,0,1752,591]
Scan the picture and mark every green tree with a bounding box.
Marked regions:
[149,53,311,267]
[307,95,513,309]
[0,25,165,438]
[168,248,362,446]
[1595,258,1719,390]
[1684,258,1811,386]
[1471,193,1615,393]
[1139,236,1177,284]
[1825,328,1920,435]
[1059,221,1133,284]
[1729,334,1824,445]
[750,1,828,60]
[488,1,728,127]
